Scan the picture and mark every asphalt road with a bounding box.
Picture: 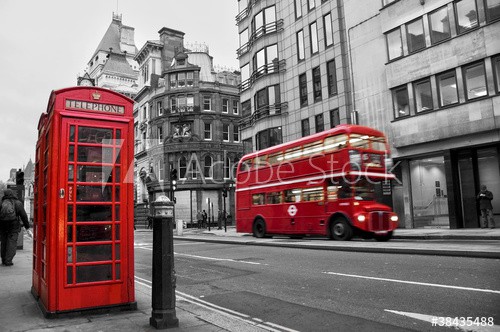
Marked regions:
[134,233,500,332]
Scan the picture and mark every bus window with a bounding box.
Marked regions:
[284,147,302,160]
[240,159,251,172]
[324,134,348,151]
[302,187,324,201]
[337,179,352,199]
[302,142,323,157]
[253,155,267,168]
[326,184,338,201]
[252,193,265,205]
[266,192,282,204]
[371,137,386,151]
[284,189,301,202]
[268,152,282,165]
[349,134,370,149]
[354,178,376,201]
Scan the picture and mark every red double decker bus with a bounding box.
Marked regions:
[235,125,398,241]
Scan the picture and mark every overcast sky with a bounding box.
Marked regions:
[0,0,239,182]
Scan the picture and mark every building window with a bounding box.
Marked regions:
[179,157,187,179]
[485,0,500,22]
[455,0,479,34]
[437,70,459,107]
[187,72,194,87]
[463,62,488,100]
[414,78,433,112]
[330,109,340,128]
[224,157,231,179]
[190,160,198,179]
[297,30,305,61]
[310,22,319,54]
[178,73,186,87]
[315,114,324,133]
[170,97,177,113]
[386,28,403,61]
[241,63,250,90]
[429,6,451,45]
[493,56,500,93]
[157,101,163,116]
[232,100,239,114]
[323,13,334,47]
[312,66,322,102]
[253,44,279,77]
[295,0,302,19]
[301,118,310,137]
[392,85,410,118]
[242,100,251,117]
[223,123,230,141]
[222,99,229,113]
[240,28,249,50]
[243,138,253,154]
[233,125,240,142]
[170,74,176,88]
[299,73,308,107]
[406,18,426,53]
[204,155,213,178]
[327,60,337,97]
[157,159,164,181]
[256,127,282,150]
[157,126,163,144]
[204,122,212,140]
[203,96,212,111]
[187,95,194,111]
[308,0,316,11]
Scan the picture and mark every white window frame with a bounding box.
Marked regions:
[204,122,212,140]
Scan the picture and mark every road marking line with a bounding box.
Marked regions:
[323,272,500,294]
[175,252,266,265]
[134,276,296,332]
[136,246,266,265]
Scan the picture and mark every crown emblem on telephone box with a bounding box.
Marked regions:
[92,91,101,100]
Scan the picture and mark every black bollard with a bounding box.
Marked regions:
[150,198,179,329]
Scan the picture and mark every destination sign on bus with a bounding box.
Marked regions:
[65,99,125,114]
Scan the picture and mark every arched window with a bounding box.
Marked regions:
[204,155,213,178]
[179,156,187,179]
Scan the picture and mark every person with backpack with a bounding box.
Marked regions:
[0,189,32,266]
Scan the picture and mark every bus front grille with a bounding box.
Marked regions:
[369,212,391,231]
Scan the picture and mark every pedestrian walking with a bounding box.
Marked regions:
[201,210,208,228]
[477,185,495,229]
[0,189,32,266]
[217,209,223,230]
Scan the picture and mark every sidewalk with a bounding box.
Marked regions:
[169,226,500,259]
[0,235,269,332]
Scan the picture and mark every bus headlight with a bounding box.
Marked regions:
[390,215,398,222]
[357,214,366,222]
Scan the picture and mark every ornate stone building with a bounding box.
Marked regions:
[134,27,242,226]
[80,13,139,98]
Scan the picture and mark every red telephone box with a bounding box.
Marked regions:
[32,87,136,316]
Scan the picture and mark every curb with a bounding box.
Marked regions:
[172,236,500,259]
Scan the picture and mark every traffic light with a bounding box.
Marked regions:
[222,188,227,197]
[16,169,24,185]
[170,168,178,191]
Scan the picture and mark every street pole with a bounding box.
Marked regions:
[150,197,178,329]
[223,190,227,232]
[207,198,211,231]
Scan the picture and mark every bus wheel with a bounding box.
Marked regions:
[330,218,353,241]
[253,218,267,238]
[374,231,393,242]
